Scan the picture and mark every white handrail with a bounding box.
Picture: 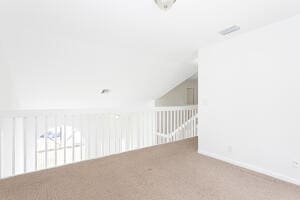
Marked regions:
[0,105,198,118]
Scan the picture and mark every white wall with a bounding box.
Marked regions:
[1,0,299,110]
[0,58,15,110]
[155,79,198,107]
[0,69,10,109]
[198,15,300,185]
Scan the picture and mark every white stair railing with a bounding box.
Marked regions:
[156,114,198,140]
[0,105,197,179]
[155,106,198,143]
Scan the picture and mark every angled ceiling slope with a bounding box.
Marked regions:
[0,0,299,109]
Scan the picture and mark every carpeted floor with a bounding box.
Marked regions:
[0,137,299,200]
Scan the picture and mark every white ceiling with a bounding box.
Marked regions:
[0,0,300,109]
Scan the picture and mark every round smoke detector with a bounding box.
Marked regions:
[154,0,176,11]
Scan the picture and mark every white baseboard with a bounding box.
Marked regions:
[198,150,300,186]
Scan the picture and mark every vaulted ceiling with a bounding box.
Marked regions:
[0,0,300,109]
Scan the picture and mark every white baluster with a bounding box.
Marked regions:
[45,116,48,169]
[166,111,169,143]
[142,112,145,148]
[101,115,104,156]
[127,114,131,151]
[152,111,156,146]
[176,109,179,141]
[184,108,187,139]
[108,114,111,155]
[80,115,83,161]
[72,115,75,162]
[0,119,2,178]
[193,109,196,136]
[64,115,67,164]
[34,116,38,171]
[23,117,27,173]
[12,117,15,176]
[54,115,58,166]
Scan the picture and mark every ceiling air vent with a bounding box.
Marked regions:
[219,25,240,36]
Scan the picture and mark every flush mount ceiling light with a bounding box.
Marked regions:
[154,0,176,11]
[100,89,110,94]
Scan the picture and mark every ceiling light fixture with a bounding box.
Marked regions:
[154,0,176,11]
[100,89,110,94]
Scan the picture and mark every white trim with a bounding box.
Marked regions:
[198,150,300,186]
[0,105,198,118]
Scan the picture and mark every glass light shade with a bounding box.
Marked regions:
[154,0,176,11]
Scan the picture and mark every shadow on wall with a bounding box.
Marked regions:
[0,48,16,110]
[155,73,198,107]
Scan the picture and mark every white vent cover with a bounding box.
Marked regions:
[219,25,240,36]
[154,0,176,11]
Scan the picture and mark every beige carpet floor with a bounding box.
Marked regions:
[0,137,299,200]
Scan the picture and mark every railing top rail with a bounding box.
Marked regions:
[153,105,197,111]
[0,105,198,118]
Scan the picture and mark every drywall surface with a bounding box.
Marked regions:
[0,68,10,109]
[1,0,299,110]
[198,15,300,185]
[155,79,198,107]
[0,54,15,110]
